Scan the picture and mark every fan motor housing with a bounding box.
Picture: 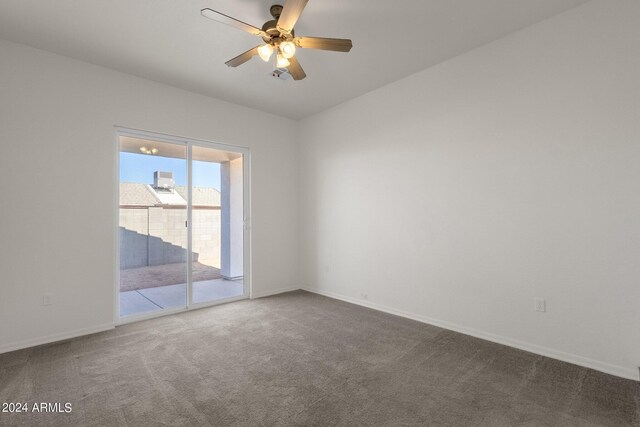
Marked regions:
[261,19,294,43]
[262,20,279,37]
[270,5,283,19]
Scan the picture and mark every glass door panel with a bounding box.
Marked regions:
[191,145,244,305]
[118,136,188,318]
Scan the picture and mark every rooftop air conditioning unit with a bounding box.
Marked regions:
[154,171,175,190]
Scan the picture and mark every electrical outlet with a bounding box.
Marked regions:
[534,298,546,312]
[43,294,52,306]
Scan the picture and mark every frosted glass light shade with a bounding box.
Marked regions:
[276,53,290,68]
[280,41,296,59]
[258,44,274,62]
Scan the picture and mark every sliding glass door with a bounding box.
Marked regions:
[117,131,248,321]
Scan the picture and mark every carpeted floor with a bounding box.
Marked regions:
[0,291,638,426]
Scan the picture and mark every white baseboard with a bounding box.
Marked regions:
[251,286,299,299]
[302,287,639,382]
[0,323,115,355]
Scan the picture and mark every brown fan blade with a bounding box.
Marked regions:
[286,56,307,80]
[276,0,309,34]
[295,37,353,52]
[225,46,260,67]
[201,8,269,38]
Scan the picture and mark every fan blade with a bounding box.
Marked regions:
[295,37,352,52]
[225,46,260,67]
[276,0,308,34]
[201,8,269,38]
[286,56,307,80]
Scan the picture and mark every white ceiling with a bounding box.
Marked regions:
[0,0,588,119]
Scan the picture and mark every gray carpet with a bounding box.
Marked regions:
[0,291,638,426]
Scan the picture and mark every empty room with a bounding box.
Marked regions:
[0,0,638,425]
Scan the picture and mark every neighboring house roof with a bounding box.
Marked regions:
[175,186,221,207]
[120,183,220,207]
[120,182,159,206]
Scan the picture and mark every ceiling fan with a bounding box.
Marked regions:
[201,0,352,80]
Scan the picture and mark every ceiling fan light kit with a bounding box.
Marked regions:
[201,0,352,81]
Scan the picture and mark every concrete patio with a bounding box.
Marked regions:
[120,278,244,317]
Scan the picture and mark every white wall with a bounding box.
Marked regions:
[0,39,299,352]
[298,0,640,380]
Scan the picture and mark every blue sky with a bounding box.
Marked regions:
[120,153,220,190]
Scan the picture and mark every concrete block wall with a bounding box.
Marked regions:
[119,207,220,269]
[192,209,221,267]
[119,208,150,269]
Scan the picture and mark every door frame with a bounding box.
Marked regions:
[113,127,251,325]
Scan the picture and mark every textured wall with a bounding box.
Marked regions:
[298,0,640,379]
